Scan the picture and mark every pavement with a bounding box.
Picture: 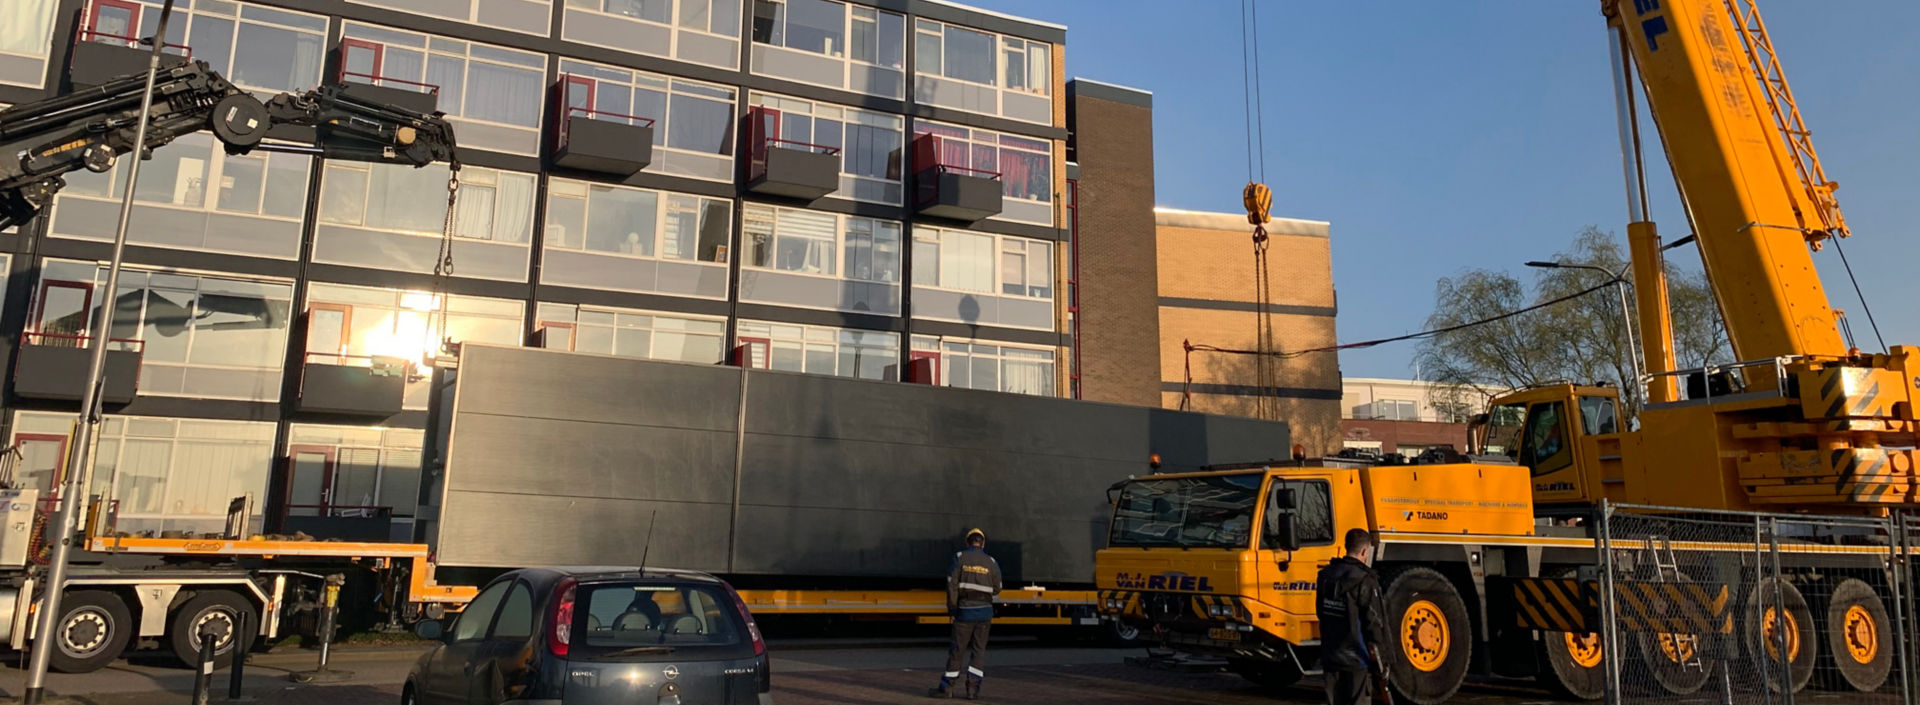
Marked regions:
[0,638,1568,705]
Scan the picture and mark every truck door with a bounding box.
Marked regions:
[1517,400,1589,504]
[1255,477,1338,617]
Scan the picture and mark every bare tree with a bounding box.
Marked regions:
[1414,227,1732,418]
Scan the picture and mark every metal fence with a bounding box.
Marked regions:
[1599,503,1909,705]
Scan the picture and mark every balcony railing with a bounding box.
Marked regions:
[77,28,192,58]
[746,136,842,200]
[338,70,440,95]
[23,331,145,352]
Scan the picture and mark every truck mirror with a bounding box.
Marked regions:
[1269,513,1301,552]
[1271,487,1296,510]
[414,619,445,641]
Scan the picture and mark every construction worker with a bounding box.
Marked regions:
[929,528,1001,699]
[1315,528,1390,705]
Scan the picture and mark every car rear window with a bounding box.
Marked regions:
[571,581,747,659]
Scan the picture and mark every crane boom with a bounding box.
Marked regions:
[1608,0,1847,367]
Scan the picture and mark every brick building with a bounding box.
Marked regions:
[1340,377,1492,455]
[1065,81,1342,452]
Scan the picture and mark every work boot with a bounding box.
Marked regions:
[926,685,951,699]
[964,678,981,700]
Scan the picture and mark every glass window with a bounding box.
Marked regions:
[913,122,1053,205]
[738,320,896,380]
[574,582,745,654]
[750,95,902,203]
[784,0,843,56]
[1520,402,1570,470]
[341,24,545,153]
[921,230,993,294]
[538,303,725,364]
[911,336,1055,396]
[347,0,553,35]
[493,583,535,639]
[605,0,671,23]
[321,164,533,243]
[1109,473,1261,549]
[913,20,940,76]
[559,60,737,181]
[1579,396,1619,435]
[842,218,900,283]
[941,25,994,85]
[0,0,57,59]
[454,581,510,641]
[546,179,730,263]
[16,412,276,536]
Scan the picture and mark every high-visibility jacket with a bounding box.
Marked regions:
[946,547,1002,622]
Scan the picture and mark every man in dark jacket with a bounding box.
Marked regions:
[1316,527,1390,704]
[930,528,1002,699]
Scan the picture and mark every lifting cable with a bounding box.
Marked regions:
[427,165,463,371]
[1827,236,1887,352]
[1239,0,1278,420]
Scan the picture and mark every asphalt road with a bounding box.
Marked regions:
[0,639,1570,705]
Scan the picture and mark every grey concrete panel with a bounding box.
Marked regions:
[656,260,729,299]
[752,45,844,90]
[205,213,302,259]
[315,225,530,281]
[434,345,1292,580]
[997,198,1054,227]
[998,296,1053,330]
[564,10,672,59]
[379,0,472,22]
[139,364,188,396]
[851,65,904,100]
[542,249,660,293]
[437,491,732,569]
[1003,92,1051,126]
[0,53,44,88]
[677,31,738,70]
[477,0,551,34]
[449,118,539,156]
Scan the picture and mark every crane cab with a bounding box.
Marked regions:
[1473,383,1628,511]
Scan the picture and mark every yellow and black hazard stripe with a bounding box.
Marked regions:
[1800,366,1900,420]
[1188,594,1250,622]
[1510,577,1597,633]
[1613,581,1732,635]
[1097,590,1144,618]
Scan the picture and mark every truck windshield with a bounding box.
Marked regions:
[1108,473,1262,549]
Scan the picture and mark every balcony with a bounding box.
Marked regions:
[294,352,408,417]
[68,29,190,88]
[336,70,440,117]
[912,135,1002,221]
[281,505,396,542]
[552,105,654,176]
[748,138,841,201]
[12,333,142,404]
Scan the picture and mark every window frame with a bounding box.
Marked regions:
[489,580,538,640]
[747,94,904,205]
[339,23,548,153]
[912,227,1053,302]
[545,178,732,265]
[565,0,743,71]
[908,335,1056,396]
[318,162,537,247]
[750,0,905,98]
[346,0,555,37]
[735,321,898,380]
[557,58,739,182]
[742,203,901,285]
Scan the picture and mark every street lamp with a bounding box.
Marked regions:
[1525,261,1643,399]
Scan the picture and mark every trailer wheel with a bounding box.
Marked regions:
[48,590,132,673]
[1106,617,1143,647]
[169,590,257,668]
[1743,577,1814,693]
[1227,657,1301,690]
[1381,567,1471,705]
[1818,578,1891,692]
[1537,571,1604,701]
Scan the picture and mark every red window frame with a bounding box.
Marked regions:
[538,321,577,351]
[34,280,95,336]
[737,336,771,369]
[338,38,385,84]
[284,445,339,519]
[86,0,143,47]
[15,433,72,492]
[909,350,941,385]
[306,303,353,363]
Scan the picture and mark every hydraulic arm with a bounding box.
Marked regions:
[0,60,458,231]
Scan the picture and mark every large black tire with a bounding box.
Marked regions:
[1381,567,1472,705]
[1537,570,1605,701]
[1227,657,1302,690]
[168,590,258,668]
[48,590,132,673]
[1106,617,1144,647]
[1743,577,1814,694]
[1818,577,1890,693]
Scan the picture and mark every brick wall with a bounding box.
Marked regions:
[1155,211,1342,453]
[1068,82,1162,407]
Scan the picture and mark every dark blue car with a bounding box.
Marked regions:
[405,566,773,705]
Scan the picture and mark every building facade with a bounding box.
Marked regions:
[0,0,1081,539]
[1339,377,1490,455]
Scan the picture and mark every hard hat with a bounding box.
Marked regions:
[965,528,986,543]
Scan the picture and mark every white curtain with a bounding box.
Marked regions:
[0,0,56,56]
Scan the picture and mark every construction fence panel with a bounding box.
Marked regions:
[1599,503,1908,705]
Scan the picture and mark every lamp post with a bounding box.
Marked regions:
[1525,261,1642,400]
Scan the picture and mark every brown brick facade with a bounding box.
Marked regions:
[1067,81,1162,407]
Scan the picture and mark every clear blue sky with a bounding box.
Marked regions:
[963,0,1920,379]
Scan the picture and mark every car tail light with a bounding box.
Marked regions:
[726,585,765,656]
[548,578,577,658]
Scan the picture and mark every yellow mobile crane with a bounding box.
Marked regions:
[1098,0,1914,702]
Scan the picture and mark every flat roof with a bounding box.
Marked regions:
[1154,206,1330,239]
[1069,77,1151,95]
[920,0,1067,31]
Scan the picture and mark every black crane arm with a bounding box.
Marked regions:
[0,60,459,231]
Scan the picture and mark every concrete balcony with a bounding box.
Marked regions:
[294,353,408,417]
[747,139,840,201]
[552,107,653,176]
[915,166,1004,222]
[13,333,141,404]
[68,32,190,88]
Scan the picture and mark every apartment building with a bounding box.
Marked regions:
[1340,377,1493,455]
[0,0,1080,539]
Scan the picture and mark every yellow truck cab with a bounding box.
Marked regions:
[1095,453,1599,705]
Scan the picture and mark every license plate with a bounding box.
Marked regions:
[1208,627,1241,641]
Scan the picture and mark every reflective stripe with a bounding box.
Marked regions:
[944,671,960,678]
[959,583,996,592]
[967,667,984,677]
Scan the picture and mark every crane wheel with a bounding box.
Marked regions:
[1817,578,1890,693]
[48,590,132,674]
[168,590,257,668]
[1625,567,1713,696]
[1538,569,1605,701]
[1743,577,1814,694]
[1380,566,1471,705]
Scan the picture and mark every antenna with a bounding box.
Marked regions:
[639,509,659,569]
